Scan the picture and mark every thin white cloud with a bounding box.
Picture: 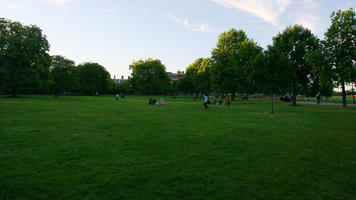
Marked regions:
[52,0,76,9]
[184,19,189,28]
[210,0,292,26]
[302,0,318,9]
[294,13,323,36]
[99,8,113,13]
[3,2,23,9]
[197,24,213,33]
[165,12,181,23]
[165,11,219,33]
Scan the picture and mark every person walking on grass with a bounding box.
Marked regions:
[204,94,209,110]
[116,94,119,101]
[316,92,321,104]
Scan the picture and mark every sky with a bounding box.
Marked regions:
[1,0,355,79]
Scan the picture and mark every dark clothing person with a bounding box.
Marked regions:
[316,93,321,104]
[204,95,209,110]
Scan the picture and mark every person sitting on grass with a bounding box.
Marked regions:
[160,98,165,105]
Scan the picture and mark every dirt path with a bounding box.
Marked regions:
[297,101,356,107]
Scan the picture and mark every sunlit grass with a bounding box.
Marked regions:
[0,95,355,200]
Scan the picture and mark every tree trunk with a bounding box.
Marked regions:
[292,82,297,106]
[341,81,347,108]
[352,82,355,104]
[271,92,274,114]
[11,88,17,97]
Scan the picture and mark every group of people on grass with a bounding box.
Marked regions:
[115,93,125,101]
[116,94,233,109]
[148,98,165,105]
[204,94,230,110]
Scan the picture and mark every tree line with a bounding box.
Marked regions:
[176,8,355,108]
[0,18,115,97]
[0,8,355,108]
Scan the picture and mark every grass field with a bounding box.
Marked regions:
[0,95,355,200]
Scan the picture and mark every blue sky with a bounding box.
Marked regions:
[1,0,355,78]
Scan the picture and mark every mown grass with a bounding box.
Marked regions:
[0,95,355,200]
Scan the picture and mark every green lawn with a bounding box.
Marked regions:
[0,95,355,200]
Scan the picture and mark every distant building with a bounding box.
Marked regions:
[112,75,127,84]
[167,71,184,81]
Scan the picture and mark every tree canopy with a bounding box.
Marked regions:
[0,18,50,96]
[129,58,170,95]
[50,55,79,96]
[272,25,319,105]
[78,62,112,95]
[324,8,356,107]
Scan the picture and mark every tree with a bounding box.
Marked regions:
[129,58,170,95]
[211,29,248,99]
[237,39,263,97]
[78,62,111,95]
[0,18,50,96]
[50,55,79,96]
[306,42,334,100]
[272,25,319,105]
[184,58,202,96]
[211,28,260,99]
[196,58,212,95]
[324,8,356,107]
[261,46,292,113]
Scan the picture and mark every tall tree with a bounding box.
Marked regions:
[0,18,50,96]
[306,42,334,100]
[238,39,263,97]
[78,62,111,95]
[129,58,170,95]
[324,8,356,107]
[184,58,202,96]
[50,55,79,96]
[262,46,292,113]
[197,58,212,95]
[211,28,248,99]
[211,28,261,99]
[272,25,318,105]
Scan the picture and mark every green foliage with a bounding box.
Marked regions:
[272,25,319,105]
[211,29,248,96]
[324,8,356,107]
[129,58,170,95]
[181,58,212,95]
[0,18,50,96]
[258,46,291,95]
[50,55,79,96]
[211,28,262,98]
[78,62,111,95]
[116,79,135,94]
[305,42,334,97]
